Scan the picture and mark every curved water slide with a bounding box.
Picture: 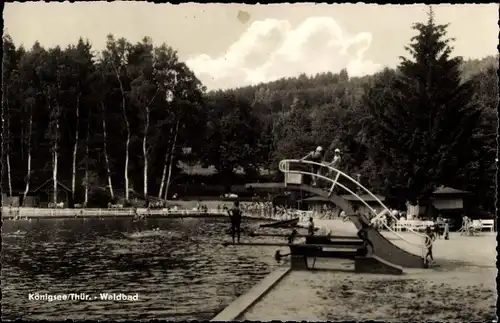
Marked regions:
[247,159,428,268]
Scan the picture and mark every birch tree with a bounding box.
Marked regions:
[129,37,158,200]
[154,53,206,200]
[64,39,94,205]
[91,61,116,200]
[148,45,201,200]
[82,103,92,205]
[2,35,21,198]
[102,35,132,202]
[39,47,65,204]
[17,43,45,205]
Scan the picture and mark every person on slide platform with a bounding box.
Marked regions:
[327,148,342,170]
[301,146,325,186]
[325,148,342,192]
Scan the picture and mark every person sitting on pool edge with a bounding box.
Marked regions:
[227,200,242,244]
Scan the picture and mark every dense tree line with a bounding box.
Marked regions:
[2,9,497,211]
[2,35,206,206]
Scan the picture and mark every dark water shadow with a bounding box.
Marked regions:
[2,217,295,321]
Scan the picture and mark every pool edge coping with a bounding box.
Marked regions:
[211,267,292,321]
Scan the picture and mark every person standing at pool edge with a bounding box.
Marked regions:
[227,201,242,243]
[301,146,325,186]
[425,226,435,265]
[307,217,315,236]
[357,212,375,254]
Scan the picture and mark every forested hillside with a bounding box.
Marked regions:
[2,10,497,210]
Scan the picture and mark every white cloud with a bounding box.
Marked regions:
[186,17,382,90]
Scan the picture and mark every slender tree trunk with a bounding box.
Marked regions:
[52,103,59,204]
[110,63,130,201]
[21,119,24,161]
[118,77,130,201]
[141,90,157,200]
[5,103,13,197]
[125,129,130,201]
[53,149,58,204]
[71,93,81,202]
[23,106,33,206]
[158,162,167,199]
[164,119,180,200]
[158,125,175,199]
[142,106,150,199]
[7,154,12,197]
[101,102,114,200]
[84,105,91,205]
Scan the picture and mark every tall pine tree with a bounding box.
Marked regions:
[364,7,482,205]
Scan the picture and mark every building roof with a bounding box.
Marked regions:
[301,194,385,203]
[433,204,463,211]
[246,183,286,191]
[433,186,470,195]
[31,179,72,194]
[301,196,331,202]
[340,194,386,202]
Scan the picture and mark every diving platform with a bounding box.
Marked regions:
[244,158,428,269]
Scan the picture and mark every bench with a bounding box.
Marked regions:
[393,220,432,232]
[289,244,367,270]
[288,244,403,275]
[480,219,495,232]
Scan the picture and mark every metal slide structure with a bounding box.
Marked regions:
[278,159,430,268]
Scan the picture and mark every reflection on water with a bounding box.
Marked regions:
[2,217,290,321]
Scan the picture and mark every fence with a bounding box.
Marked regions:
[2,206,279,219]
[1,207,228,218]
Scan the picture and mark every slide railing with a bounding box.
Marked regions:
[279,159,430,253]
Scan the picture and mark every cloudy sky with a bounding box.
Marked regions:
[4,3,498,90]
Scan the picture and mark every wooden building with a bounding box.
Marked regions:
[406,186,473,228]
[431,186,471,212]
[18,179,73,207]
[1,194,20,207]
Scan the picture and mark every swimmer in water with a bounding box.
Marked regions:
[132,210,146,233]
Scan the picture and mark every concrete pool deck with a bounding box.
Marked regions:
[215,231,497,321]
[211,267,291,321]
